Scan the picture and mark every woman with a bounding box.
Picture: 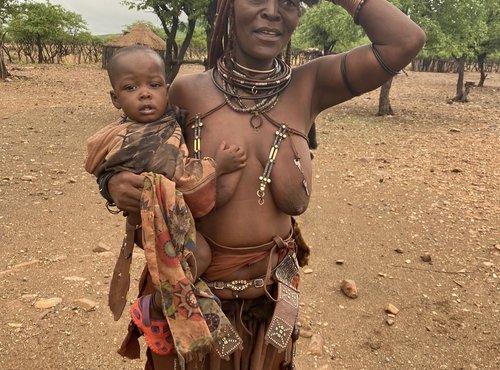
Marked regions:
[103,0,425,368]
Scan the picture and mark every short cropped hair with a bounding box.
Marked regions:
[107,45,166,87]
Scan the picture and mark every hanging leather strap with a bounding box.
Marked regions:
[108,222,136,321]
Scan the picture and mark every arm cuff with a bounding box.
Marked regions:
[97,171,115,205]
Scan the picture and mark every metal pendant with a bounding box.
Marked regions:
[250,112,263,131]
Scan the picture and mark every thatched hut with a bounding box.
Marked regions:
[102,23,165,69]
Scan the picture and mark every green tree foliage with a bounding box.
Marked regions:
[7,1,88,63]
[475,1,500,86]
[123,0,209,82]
[1,0,17,24]
[293,1,365,54]
[402,0,499,97]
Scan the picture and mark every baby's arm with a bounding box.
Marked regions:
[213,141,246,176]
[213,141,246,207]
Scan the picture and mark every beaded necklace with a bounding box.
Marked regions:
[191,57,309,205]
[212,56,291,130]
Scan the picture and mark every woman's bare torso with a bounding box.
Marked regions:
[171,70,313,298]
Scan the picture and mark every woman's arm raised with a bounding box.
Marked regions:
[310,0,426,113]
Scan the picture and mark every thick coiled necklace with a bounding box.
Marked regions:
[211,55,292,130]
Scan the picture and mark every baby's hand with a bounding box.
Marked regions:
[214,141,247,175]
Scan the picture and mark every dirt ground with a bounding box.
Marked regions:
[0,63,498,370]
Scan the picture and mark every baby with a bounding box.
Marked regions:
[85,45,246,355]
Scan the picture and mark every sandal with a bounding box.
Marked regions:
[130,294,173,355]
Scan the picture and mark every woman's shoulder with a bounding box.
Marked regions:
[169,70,212,106]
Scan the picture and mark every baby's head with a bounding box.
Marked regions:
[107,45,169,123]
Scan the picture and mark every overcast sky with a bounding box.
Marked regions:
[41,0,160,35]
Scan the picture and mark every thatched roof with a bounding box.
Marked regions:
[105,23,165,50]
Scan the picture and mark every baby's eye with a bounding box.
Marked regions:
[150,82,162,88]
[125,84,136,91]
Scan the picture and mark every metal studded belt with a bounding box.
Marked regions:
[205,277,269,292]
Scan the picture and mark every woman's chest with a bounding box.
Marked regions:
[185,108,306,164]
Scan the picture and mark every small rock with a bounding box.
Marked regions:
[21,175,35,182]
[308,334,324,356]
[73,298,98,312]
[483,262,494,268]
[335,260,345,265]
[303,267,313,274]
[63,276,86,282]
[34,297,62,309]
[451,168,462,173]
[385,303,399,315]
[300,329,313,338]
[7,323,23,328]
[394,248,404,254]
[20,294,38,302]
[449,128,461,133]
[386,319,395,326]
[368,339,382,350]
[340,279,358,299]
[420,253,432,263]
[93,242,110,253]
[68,178,77,183]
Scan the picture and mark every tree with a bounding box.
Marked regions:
[7,1,88,64]
[378,78,394,116]
[474,1,500,86]
[405,0,489,102]
[294,1,365,55]
[0,0,18,79]
[123,0,209,82]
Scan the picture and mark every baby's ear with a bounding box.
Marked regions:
[110,90,121,109]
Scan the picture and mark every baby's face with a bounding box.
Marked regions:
[110,52,168,123]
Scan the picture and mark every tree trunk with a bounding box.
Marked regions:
[451,54,466,102]
[37,37,43,64]
[0,32,8,80]
[477,53,487,87]
[164,16,179,83]
[204,0,217,70]
[378,78,394,116]
[0,54,7,80]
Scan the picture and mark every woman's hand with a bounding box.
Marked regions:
[108,171,144,213]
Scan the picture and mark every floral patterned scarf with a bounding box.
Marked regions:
[141,173,243,363]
